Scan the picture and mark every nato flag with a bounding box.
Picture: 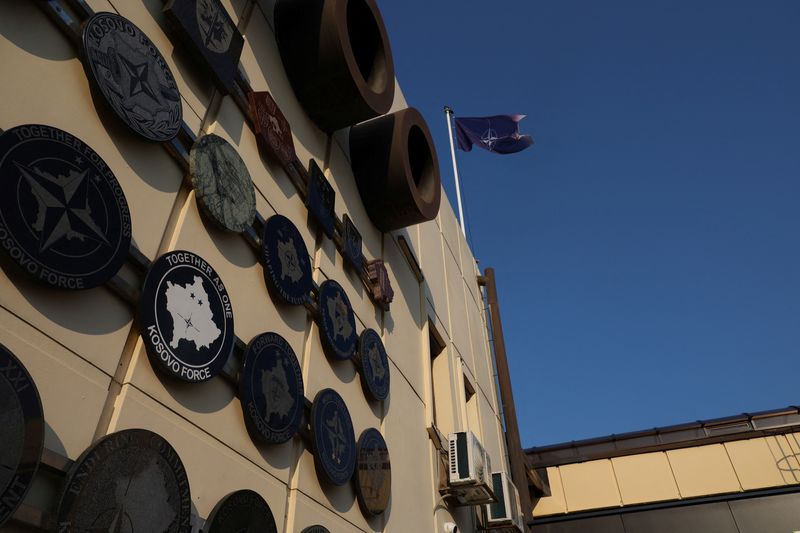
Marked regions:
[454,114,534,154]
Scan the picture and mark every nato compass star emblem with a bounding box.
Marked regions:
[481,128,499,151]
[16,161,110,252]
[0,125,132,290]
[119,55,159,103]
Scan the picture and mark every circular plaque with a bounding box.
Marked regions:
[189,134,256,233]
[138,250,234,383]
[239,332,304,444]
[0,124,132,290]
[311,388,356,486]
[301,527,330,533]
[82,12,182,142]
[355,428,391,517]
[261,214,312,305]
[56,429,191,532]
[205,489,277,533]
[0,344,44,527]
[358,329,390,401]
[318,280,357,361]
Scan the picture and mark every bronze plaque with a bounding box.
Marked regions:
[355,428,391,517]
[367,259,394,309]
[248,91,296,172]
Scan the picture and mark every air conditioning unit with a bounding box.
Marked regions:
[447,431,496,505]
[483,471,525,532]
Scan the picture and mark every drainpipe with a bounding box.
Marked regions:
[479,267,533,531]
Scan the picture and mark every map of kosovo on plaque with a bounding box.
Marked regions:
[164,0,244,94]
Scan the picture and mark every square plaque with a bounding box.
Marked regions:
[248,90,297,173]
[164,0,244,94]
[306,160,336,239]
[342,214,363,270]
[367,259,394,309]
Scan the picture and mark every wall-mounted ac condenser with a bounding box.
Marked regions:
[483,471,525,532]
[447,431,496,505]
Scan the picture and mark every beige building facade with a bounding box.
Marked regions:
[527,407,800,532]
[0,1,520,532]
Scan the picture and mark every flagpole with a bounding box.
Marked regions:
[443,106,467,237]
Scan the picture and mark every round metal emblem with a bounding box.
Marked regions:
[189,134,256,233]
[301,527,330,533]
[311,388,355,486]
[82,12,182,142]
[0,124,132,290]
[261,214,312,305]
[318,280,357,361]
[138,250,234,383]
[0,344,44,528]
[56,429,191,532]
[239,332,304,444]
[358,329,390,402]
[355,428,391,517]
[205,489,277,533]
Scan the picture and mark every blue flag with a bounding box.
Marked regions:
[454,114,534,154]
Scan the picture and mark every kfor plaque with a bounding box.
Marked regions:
[262,214,312,305]
[56,429,191,532]
[139,250,234,383]
[358,329,390,402]
[355,428,391,517]
[311,388,356,486]
[205,489,277,533]
[190,134,256,233]
[0,125,132,290]
[317,279,357,361]
[306,160,335,239]
[248,91,296,173]
[164,0,244,94]
[82,13,182,142]
[0,344,44,528]
[240,332,304,444]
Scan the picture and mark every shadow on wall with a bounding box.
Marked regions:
[0,1,76,61]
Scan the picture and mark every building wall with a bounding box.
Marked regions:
[532,433,800,517]
[0,1,507,531]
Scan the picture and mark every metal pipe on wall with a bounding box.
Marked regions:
[480,267,533,531]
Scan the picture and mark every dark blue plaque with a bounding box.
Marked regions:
[138,250,235,383]
[205,489,277,533]
[317,280,357,361]
[82,12,182,142]
[358,329,390,402]
[311,388,356,486]
[0,124,132,290]
[240,332,304,444]
[342,214,363,270]
[301,527,330,533]
[306,160,335,239]
[56,429,191,532]
[0,344,44,528]
[164,0,245,95]
[355,428,391,517]
[262,214,312,306]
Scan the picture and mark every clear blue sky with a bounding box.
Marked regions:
[379,1,800,446]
